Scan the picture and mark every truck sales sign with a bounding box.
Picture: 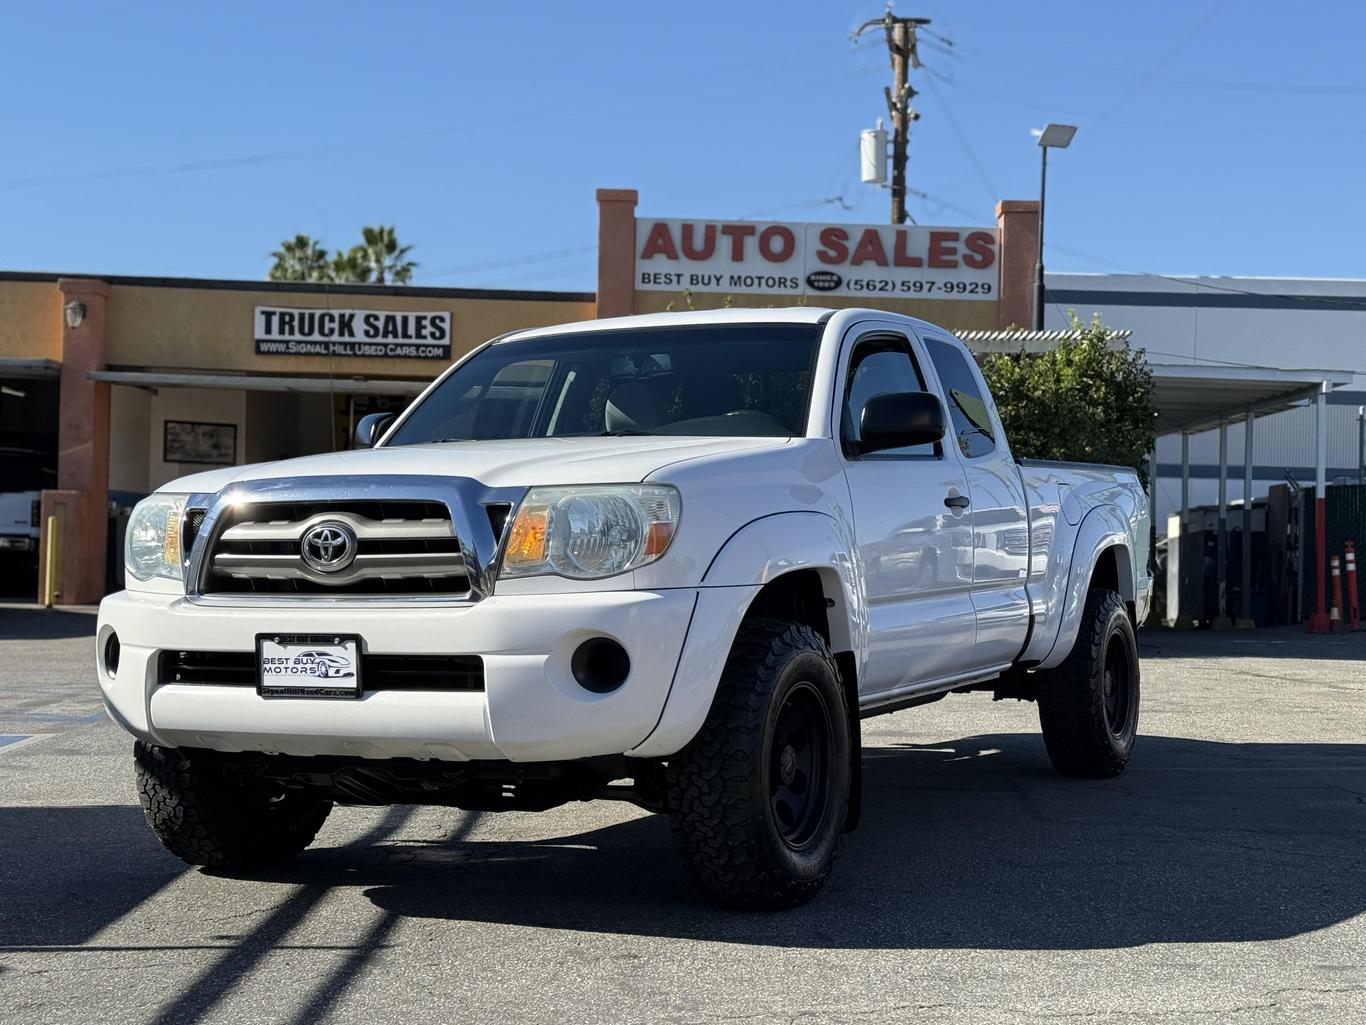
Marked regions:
[634,219,999,301]
[254,307,452,360]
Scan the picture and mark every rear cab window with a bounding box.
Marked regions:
[923,336,996,460]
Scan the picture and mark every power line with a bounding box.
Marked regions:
[936,37,1366,96]
[1104,0,1227,116]
[424,245,596,280]
[920,72,999,203]
[1044,239,1366,310]
[1,48,859,192]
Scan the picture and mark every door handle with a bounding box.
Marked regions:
[944,494,971,510]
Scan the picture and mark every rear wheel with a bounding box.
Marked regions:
[665,619,851,910]
[1037,588,1140,778]
[134,742,332,870]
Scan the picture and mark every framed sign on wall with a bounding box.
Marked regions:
[163,420,237,465]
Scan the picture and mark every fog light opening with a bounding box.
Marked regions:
[103,631,121,679]
[571,637,630,694]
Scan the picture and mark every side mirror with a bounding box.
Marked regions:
[353,412,396,449]
[857,391,946,455]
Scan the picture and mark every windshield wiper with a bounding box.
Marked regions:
[601,430,654,437]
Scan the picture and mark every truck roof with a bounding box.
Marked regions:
[498,305,959,341]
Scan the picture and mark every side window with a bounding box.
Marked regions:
[842,336,938,459]
[924,337,996,459]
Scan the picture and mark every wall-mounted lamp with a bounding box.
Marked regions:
[64,299,86,329]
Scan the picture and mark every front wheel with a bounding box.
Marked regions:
[1036,588,1140,778]
[665,619,852,910]
[134,742,332,870]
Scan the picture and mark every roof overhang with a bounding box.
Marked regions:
[1149,363,1355,434]
[0,357,61,379]
[88,370,430,396]
[959,328,1132,354]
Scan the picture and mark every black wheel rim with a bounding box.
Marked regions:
[1102,631,1134,737]
[769,680,834,850]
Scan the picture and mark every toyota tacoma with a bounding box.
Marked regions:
[96,308,1151,909]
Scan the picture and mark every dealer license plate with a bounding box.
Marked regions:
[257,634,362,698]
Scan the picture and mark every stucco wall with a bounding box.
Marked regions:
[104,284,596,376]
[0,281,62,362]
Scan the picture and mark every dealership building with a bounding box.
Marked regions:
[1,188,1360,619]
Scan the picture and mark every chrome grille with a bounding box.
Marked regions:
[201,500,470,596]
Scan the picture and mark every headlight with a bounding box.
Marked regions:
[500,485,681,580]
[125,493,188,582]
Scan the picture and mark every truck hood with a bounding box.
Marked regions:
[161,436,794,495]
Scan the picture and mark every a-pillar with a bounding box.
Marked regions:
[995,200,1041,329]
[595,189,638,319]
[1307,383,1332,632]
[38,278,110,605]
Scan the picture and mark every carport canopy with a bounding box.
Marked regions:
[1149,363,1354,435]
[88,369,430,395]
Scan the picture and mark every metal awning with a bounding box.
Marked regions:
[0,357,61,379]
[88,370,431,396]
[959,328,1131,354]
[1148,363,1355,434]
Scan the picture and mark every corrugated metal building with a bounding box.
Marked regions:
[1044,273,1365,533]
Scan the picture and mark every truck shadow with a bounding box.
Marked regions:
[3,734,1363,959]
[351,733,1366,950]
[0,603,99,641]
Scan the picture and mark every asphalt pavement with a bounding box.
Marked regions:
[1,602,1363,1024]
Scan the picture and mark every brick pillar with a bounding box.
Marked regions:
[39,278,110,604]
[995,200,1041,329]
[596,188,638,318]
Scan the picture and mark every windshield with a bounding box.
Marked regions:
[385,324,822,445]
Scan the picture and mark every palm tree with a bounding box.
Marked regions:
[358,225,417,285]
[268,235,331,282]
[329,246,373,284]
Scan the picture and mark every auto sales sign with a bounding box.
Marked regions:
[634,219,999,301]
[254,307,452,360]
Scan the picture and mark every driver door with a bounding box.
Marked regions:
[838,328,977,700]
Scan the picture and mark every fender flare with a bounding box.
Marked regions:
[1034,505,1136,670]
[629,510,865,759]
[701,510,865,656]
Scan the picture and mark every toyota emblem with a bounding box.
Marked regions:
[300,522,358,573]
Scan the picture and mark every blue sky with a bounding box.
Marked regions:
[2,1,1362,291]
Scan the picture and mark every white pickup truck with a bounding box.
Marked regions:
[97,308,1151,909]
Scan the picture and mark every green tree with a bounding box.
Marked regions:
[268,234,331,282]
[980,310,1155,483]
[329,246,373,284]
[357,225,417,284]
[266,226,417,284]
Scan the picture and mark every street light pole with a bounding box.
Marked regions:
[1033,123,1077,331]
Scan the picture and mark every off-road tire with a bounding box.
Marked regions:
[665,618,851,910]
[1037,588,1140,778]
[134,741,332,870]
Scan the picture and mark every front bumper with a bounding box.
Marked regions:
[96,587,703,762]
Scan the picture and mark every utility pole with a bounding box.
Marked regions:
[853,9,930,224]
